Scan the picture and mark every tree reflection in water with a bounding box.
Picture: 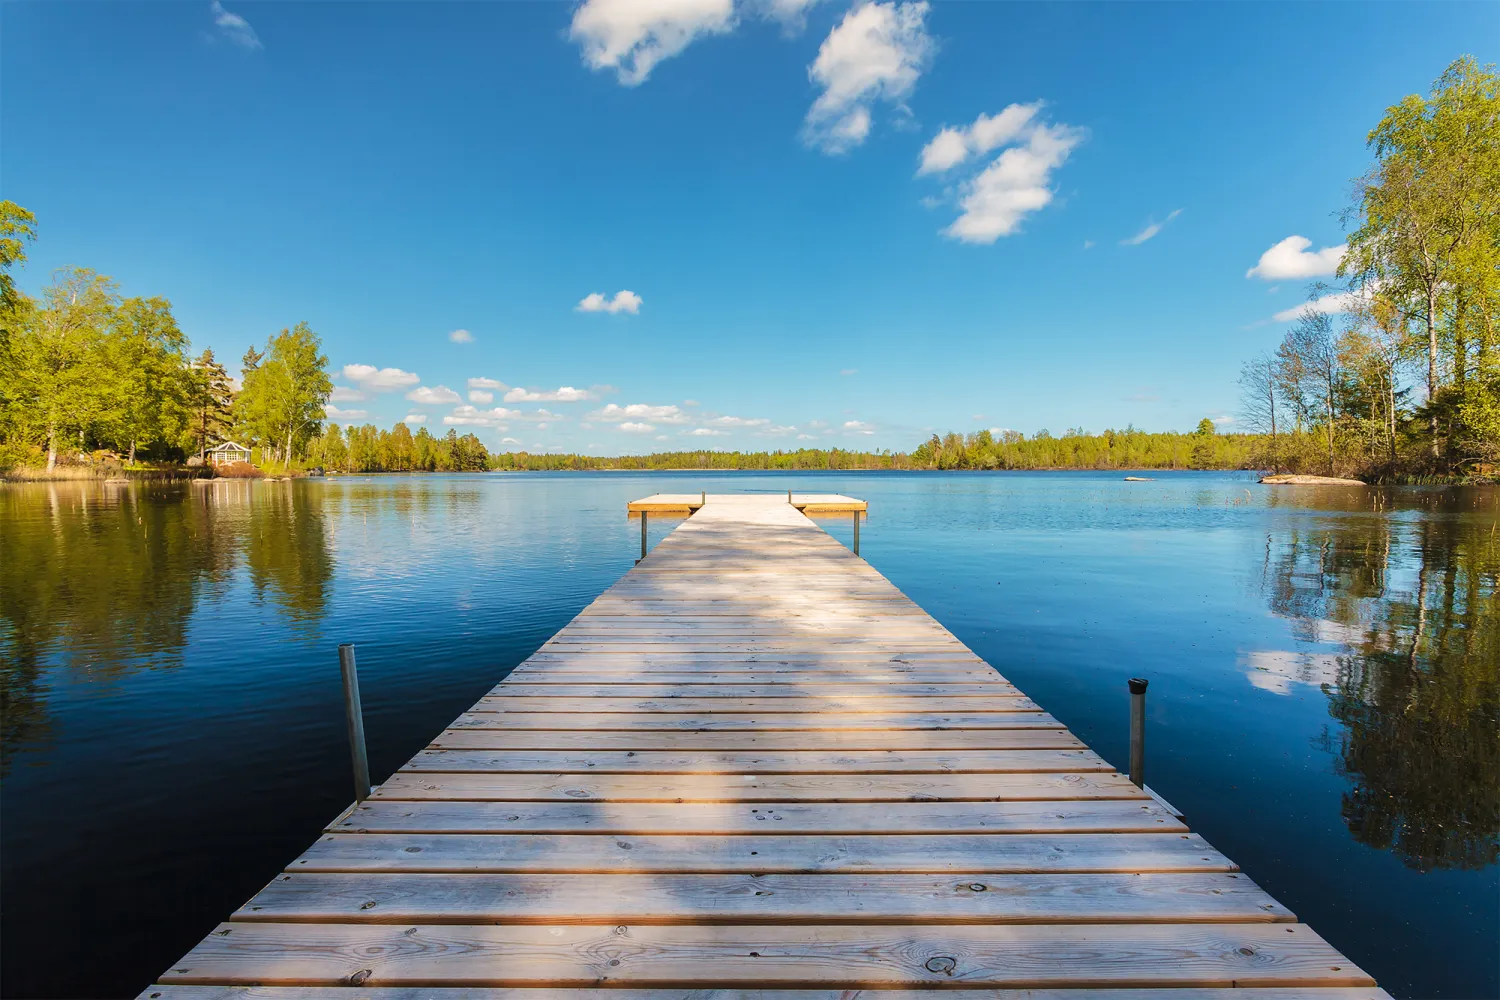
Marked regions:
[1257,488,1498,872]
[0,482,331,774]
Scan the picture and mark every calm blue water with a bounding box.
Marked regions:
[2,471,1496,998]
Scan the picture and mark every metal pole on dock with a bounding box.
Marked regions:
[639,510,648,562]
[788,489,793,504]
[338,644,372,802]
[1128,677,1148,788]
[701,490,705,505]
[853,510,860,556]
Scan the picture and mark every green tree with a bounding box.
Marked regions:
[106,296,190,463]
[234,323,331,467]
[187,349,235,459]
[0,201,37,317]
[0,268,118,468]
[1341,56,1500,459]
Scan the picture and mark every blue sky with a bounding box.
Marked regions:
[5,1,1494,453]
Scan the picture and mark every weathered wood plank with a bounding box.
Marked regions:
[371,771,1145,802]
[233,872,1294,924]
[489,684,1019,698]
[450,711,1063,731]
[141,987,1399,1000]
[330,800,1186,835]
[403,748,1111,773]
[427,731,1084,752]
[474,696,1043,714]
[159,922,1373,987]
[291,832,1239,874]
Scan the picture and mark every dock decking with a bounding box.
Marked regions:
[144,494,1386,999]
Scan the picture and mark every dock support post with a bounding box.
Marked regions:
[639,510,648,562]
[338,644,372,802]
[701,490,705,506]
[788,489,792,504]
[853,510,860,556]
[1128,677,1148,788]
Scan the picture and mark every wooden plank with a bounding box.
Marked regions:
[142,987,1399,1000]
[449,711,1064,731]
[158,922,1373,987]
[331,800,1186,835]
[290,832,1240,874]
[473,696,1043,714]
[489,684,1018,698]
[427,731,1085,752]
[403,748,1111,773]
[232,872,1295,924]
[371,771,1146,803]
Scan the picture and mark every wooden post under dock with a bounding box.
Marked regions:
[141,493,1387,999]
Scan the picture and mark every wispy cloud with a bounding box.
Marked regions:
[469,390,494,404]
[448,328,473,343]
[406,385,462,405]
[569,0,735,86]
[803,1,932,154]
[1246,236,1346,280]
[504,386,598,403]
[577,290,643,314]
[329,386,365,402]
[343,364,419,392]
[917,102,1043,176]
[324,404,368,420]
[840,368,858,376]
[467,377,509,391]
[1272,289,1366,323]
[843,419,875,435]
[403,413,427,425]
[589,402,690,425]
[210,0,261,49]
[1120,209,1182,246]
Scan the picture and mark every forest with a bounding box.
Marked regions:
[1237,58,1498,482]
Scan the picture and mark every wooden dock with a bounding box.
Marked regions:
[143,493,1386,999]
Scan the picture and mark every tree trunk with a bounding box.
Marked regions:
[1426,285,1438,458]
[1324,371,1335,475]
[128,439,136,465]
[46,422,57,471]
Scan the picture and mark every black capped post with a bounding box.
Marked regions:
[1128,676,1148,788]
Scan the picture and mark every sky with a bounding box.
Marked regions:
[4,1,1495,453]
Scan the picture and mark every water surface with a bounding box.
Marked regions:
[2,472,1495,998]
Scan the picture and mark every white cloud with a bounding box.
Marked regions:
[1121,209,1183,246]
[210,0,261,49]
[705,415,770,428]
[343,364,420,392]
[1273,289,1366,323]
[1246,236,1347,281]
[329,386,366,402]
[403,413,427,425]
[797,433,816,440]
[1210,415,1235,426]
[619,421,656,433]
[761,0,821,31]
[589,402,690,425]
[803,1,932,154]
[324,404,368,420]
[448,328,473,343]
[467,376,509,390]
[843,419,875,435]
[445,405,515,428]
[504,386,598,403]
[406,385,462,405]
[763,424,799,436]
[917,102,1043,175]
[840,368,858,376]
[576,290,643,314]
[940,122,1084,243]
[569,0,735,86]
[469,390,494,404]
[501,437,522,446]
[688,427,727,436]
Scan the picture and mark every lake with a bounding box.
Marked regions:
[1,471,1495,999]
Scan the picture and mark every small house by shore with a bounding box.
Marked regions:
[204,442,252,467]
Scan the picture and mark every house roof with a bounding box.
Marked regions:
[207,441,251,452]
